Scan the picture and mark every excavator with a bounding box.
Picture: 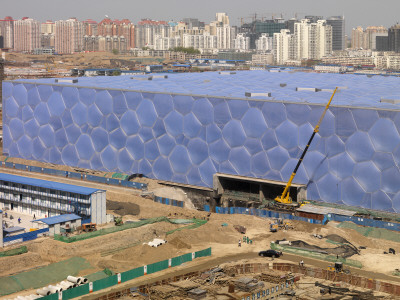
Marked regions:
[274,87,338,209]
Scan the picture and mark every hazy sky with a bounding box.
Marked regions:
[3,0,400,34]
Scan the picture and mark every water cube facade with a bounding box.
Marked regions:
[3,71,400,212]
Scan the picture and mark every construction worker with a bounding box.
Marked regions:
[238,240,241,247]
[299,260,304,267]
[18,217,21,224]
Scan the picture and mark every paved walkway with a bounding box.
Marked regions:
[2,210,37,232]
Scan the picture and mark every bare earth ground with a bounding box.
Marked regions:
[1,165,400,299]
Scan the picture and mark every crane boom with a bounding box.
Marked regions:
[275,87,338,205]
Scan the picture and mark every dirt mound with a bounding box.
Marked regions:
[325,234,351,244]
[107,200,140,216]
[168,237,191,250]
[290,240,359,258]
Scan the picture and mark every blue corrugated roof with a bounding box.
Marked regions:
[0,173,102,195]
[34,214,81,225]
[12,70,400,109]
[3,226,25,234]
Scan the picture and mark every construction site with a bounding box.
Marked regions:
[2,68,400,299]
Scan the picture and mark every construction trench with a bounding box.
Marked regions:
[84,262,400,300]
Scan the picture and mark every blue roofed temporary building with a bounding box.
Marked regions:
[0,172,106,224]
[32,213,82,236]
[3,70,400,212]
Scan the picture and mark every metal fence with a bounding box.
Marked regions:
[208,205,321,224]
[3,228,49,244]
[0,161,147,190]
[37,247,212,300]
[207,205,400,231]
[154,196,184,208]
[327,213,400,232]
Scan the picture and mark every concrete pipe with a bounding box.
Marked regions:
[55,284,64,292]
[59,281,74,289]
[78,277,88,284]
[36,289,51,296]
[47,285,62,294]
[67,276,81,284]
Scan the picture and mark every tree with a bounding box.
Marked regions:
[112,70,121,76]
[171,47,200,54]
[112,49,119,55]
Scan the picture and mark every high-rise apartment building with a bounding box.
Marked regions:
[154,35,181,50]
[233,33,250,50]
[326,16,345,50]
[41,20,55,34]
[97,18,134,50]
[55,18,84,54]
[352,26,388,50]
[83,19,98,36]
[366,26,388,50]
[294,19,332,60]
[215,13,229,26]
[182,33,216,49]
[388,24,400,53]
[216,25,236,49]
[351,26,367,49]
[274,29,295,64]
[41,20,55,50]
[13,17,41,52]
[0,16,14,49]
[255,33,273,51]
[134,19,169,49]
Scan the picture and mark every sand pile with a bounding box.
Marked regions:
[107,200,140,216]
[168,237,192,250]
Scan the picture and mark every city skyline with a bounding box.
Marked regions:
[2,0,400,34]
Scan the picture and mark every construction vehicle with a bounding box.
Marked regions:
[327,262,350,274]
[270,219,294,232]
[274,88,338,208]
[114,217,124,226]
[79,223,97,233]
[270,223,279,232]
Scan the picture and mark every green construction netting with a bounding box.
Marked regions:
[337,222,400,243]
[111,173,129,180]
[271,243,362,269]
[166,219,207,235]
[0,246,27,257]
[20,248,212,300]
[54,217,207,243]
[85,269,114,282]
[0,257,91,296]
